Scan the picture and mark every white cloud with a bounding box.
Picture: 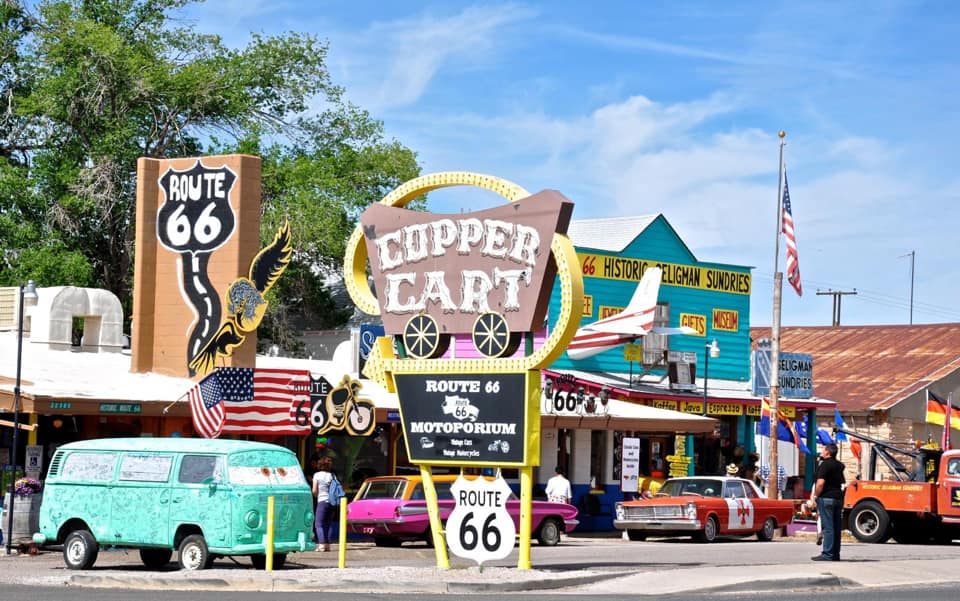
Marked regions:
[332,4,538,112]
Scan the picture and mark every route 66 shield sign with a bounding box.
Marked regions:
[446,474,516,565]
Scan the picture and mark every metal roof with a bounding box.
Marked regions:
[567,215,658,252]
[750,324,960,411]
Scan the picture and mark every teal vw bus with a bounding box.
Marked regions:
[33,438,316,570]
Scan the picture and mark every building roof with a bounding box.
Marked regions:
[567,215,658,252]
[750,324,960,411]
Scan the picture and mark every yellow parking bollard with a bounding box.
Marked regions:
[338,499,347,568]
[266,495,275,571]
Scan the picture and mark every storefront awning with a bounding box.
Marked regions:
[541,398,716,433]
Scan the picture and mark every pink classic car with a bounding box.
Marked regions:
[346,475,579,546]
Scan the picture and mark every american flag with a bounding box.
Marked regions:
[188,373,226,439]
[187,367,312,438]
[781,171,802,296]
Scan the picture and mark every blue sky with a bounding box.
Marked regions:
[181,1,960,327]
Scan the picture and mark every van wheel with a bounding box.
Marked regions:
[139,548,173,569]
[63,530,99,570]
[178,534,209,571]
[537,517,562,546]
[251,553,286,570]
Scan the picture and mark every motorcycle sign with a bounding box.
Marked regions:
[446,474,516,566]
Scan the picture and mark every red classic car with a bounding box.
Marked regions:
[613,476,795,543]
[346,475,579,547]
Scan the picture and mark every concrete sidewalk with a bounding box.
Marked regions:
[3,539,960,595]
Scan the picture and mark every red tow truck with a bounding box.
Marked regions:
[838,427,960,543]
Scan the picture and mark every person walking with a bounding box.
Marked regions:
[312,456,335,551]
[545,466,572,504]
[806,443,845,561]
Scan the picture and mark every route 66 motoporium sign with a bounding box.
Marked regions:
[446,474,516,565]
[393,372,530,465]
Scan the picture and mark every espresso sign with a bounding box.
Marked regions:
[393,373,528,465]
[360,190,573,336]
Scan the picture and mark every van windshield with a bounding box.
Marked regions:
[228,450,307,486]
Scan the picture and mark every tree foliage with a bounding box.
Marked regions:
[0,0,419,352]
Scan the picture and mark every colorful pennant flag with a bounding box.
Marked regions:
[927,390,958,450]
[833,410,861,459]
[757,398,811,454]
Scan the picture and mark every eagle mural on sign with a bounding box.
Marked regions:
[190,221,293,377]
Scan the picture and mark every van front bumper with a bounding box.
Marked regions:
[216,532,315,554]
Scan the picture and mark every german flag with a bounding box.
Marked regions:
[926,390,960,430]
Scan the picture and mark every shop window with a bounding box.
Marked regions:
[590,430,606,489]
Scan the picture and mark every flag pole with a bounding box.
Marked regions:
[768,131,786,500]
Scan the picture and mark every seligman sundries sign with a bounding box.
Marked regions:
[359,190,573,337]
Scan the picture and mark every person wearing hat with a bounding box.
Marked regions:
[725,463,739,477]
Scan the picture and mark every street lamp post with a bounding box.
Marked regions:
[5,280,37,555]
[702,339,720,416]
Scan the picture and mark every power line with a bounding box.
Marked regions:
[751,272,960,322]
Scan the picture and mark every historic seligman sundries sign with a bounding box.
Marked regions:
[394,373,526,463]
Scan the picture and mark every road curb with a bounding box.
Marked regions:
[67,569,628,593]
[702,574,856,594]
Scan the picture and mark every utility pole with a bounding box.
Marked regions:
[816,289,858,326]
[899,251,915,324]
[768,131,785,500]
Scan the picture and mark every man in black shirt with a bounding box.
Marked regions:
[806,443,845,561]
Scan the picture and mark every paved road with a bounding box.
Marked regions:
[3,532,960,595]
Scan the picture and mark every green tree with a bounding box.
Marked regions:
[0,0,419,347]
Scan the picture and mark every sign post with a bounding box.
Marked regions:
[344,172,584,570]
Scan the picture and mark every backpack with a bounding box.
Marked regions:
[328,475,346,507]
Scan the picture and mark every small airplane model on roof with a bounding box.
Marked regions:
[566,266,696,361]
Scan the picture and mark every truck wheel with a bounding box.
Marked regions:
[63,530,99,570]
[849,500,891,543]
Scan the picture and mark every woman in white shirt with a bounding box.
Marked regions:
[312,456,334,551]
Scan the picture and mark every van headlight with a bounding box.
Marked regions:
[244,509,262,529]
[615,503,625,520]
[685,502,697,520]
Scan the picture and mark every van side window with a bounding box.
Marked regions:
[119,454,173,482]
[62,452,116,481]
[179,455,224,484]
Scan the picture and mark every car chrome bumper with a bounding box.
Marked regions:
[613,519,701,532]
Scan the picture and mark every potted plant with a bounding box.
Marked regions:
[14,477,43,497]
[4,477,44,543]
